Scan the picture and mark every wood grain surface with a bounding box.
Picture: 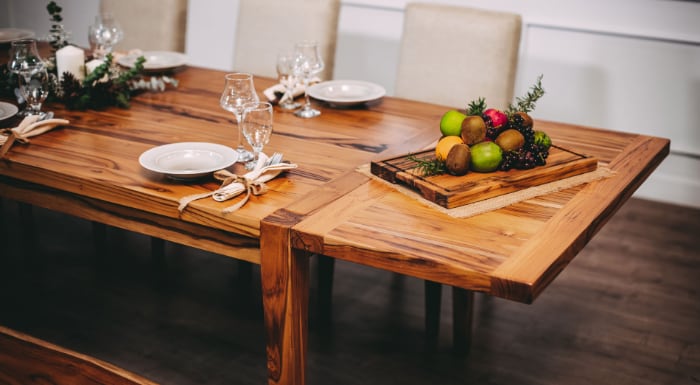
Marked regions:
[0,67,443,263]
[1,197,698,385]
[0,64,671,385]
[290,124,669,303]
[0,325,158,385]
[371,145,598,208]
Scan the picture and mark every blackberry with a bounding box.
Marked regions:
[499,143,550,171]
[509,113,535,145]
[531,144,550,160]
[519,150,538,169]
[510,111,533,130]
[499,150,519,171]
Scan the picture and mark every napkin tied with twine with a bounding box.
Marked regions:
[263,77,321,105]
[178,153,297,213]
[1,115,70,158]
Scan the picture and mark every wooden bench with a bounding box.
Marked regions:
[0,325,157,385]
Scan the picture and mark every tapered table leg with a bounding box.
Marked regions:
[261,213,309,385]
[424,280,442,350]
[92,222,108,271]
[18,202,36,266]
[317,254,335,328]
[151,237,167,287]
[452,287,474,355]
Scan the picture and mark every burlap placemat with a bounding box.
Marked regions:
[356,163,614,218]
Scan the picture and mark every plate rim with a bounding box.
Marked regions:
[0,28,35,44]
[117,50,188,70]
[0,101,19,121]
[138,141,238,179]
[307,80,386,105]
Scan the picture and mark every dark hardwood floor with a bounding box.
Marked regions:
[1,197,699,384]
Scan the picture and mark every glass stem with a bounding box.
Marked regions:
[235,114,244,150]
[303,78,311,110]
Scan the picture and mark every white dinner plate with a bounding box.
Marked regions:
[118,51,188,71]
[139,142,238,180]
[0,101,19,121]
[307,80,386,107]
[0,28,35,44]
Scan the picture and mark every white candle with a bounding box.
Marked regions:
[56,45,85,82]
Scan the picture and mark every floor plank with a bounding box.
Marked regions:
[0,197,698,384]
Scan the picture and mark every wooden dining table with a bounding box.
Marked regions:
[0,64,669,385]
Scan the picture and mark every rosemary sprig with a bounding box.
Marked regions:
[506,74,545,115]
[407,154,446,176]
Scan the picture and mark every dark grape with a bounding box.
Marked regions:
[483,114,504,140]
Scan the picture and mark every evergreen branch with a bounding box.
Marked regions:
[46,1,69,54]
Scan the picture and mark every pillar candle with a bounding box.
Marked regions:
[56,45,85,82]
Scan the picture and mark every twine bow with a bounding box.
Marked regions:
[178,153,297,214]
[213,169,269,212]
[1,115,70,158]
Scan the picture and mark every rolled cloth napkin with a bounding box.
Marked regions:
[1,115,70,158]
[263,77,321,104]
[178,152,298,214]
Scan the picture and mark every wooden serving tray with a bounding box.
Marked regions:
[370,145,598,209]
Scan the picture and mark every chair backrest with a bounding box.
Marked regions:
[395,3,522,110]
[0,325,158,384]
[233,0,340,80]
[100,0,188,52]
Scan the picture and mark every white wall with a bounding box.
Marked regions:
[0,0,98,47]
[2,0,699,208]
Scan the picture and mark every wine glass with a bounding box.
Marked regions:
[7,39,47,117]
[241,102,273,170]
[292,40,324,118]
[219,73,259,162]
[7,39,44,74]
[88,12,124,59]
[276,52,301,110]
[18,67,50,119]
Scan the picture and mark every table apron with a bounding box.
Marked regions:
[0,176,261,264]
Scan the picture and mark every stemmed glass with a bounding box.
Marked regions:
[7,39,44,74]
[276,52,301,110]
[7,39,50,118]
[292,40,324,118]
[241,102,273,170]
[17,68,50,119]
[88,12,124,59]
[219,73,259,162]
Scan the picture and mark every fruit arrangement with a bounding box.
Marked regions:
[413,76,552,176]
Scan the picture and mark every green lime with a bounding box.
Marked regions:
[439,109,466,137]
[470,141,503,172]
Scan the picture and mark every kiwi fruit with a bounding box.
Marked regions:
[460,115,486,145]
[495,129,525,151]
[445,143,471,176]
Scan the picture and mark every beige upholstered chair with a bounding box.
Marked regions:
[100,0,188,52]
[233,0,340,80]
[395,3,522,351]
[394,3,522,110]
